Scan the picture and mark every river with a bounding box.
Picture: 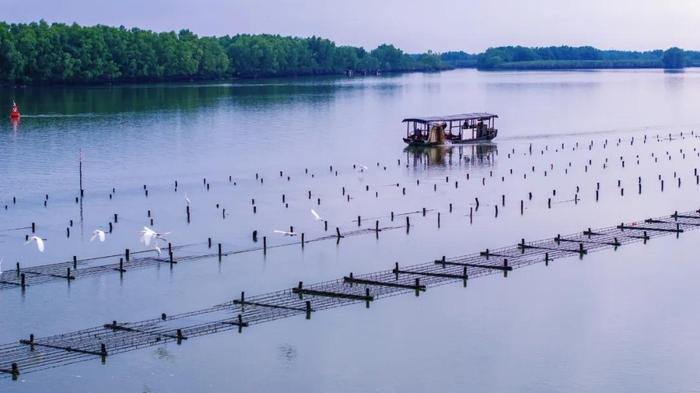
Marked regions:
[1,68,700,392]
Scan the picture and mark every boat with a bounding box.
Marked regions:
[402,113,498,146]
[10,101,20,119]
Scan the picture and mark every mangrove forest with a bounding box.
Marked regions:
[0,21,697,85]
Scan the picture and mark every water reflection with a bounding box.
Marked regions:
[277,344,297,366]
[10,117,19,133]
[404,143,497,167]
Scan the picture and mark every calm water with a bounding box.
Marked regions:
[2,69,700,392]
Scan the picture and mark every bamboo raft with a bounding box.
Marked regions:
[0,209,697,380]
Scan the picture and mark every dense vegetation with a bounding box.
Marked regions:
[476,46,700,70]
[0,21,453,84]
[0,21,698,85]
[662,47,686,69]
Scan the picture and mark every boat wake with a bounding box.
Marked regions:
[18,113,101,119]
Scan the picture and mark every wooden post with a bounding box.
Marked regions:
[176,329,184,344]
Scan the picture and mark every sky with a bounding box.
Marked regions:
[1,0,698,53]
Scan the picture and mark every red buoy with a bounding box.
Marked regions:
[10,101,20,119]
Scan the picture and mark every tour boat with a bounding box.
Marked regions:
[10,101,20,119]
[402,113,498,147]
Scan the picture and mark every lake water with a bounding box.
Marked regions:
[2,68,700,392]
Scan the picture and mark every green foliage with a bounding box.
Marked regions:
[4,21,694,83]
[439,51,477,68]
[0,21,449,84]
[475,45,687,70]
[662,47,685,69]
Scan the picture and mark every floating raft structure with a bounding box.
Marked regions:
[0,209,698,379]
[0,224,404,291]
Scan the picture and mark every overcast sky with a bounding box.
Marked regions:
[2,0,698,53]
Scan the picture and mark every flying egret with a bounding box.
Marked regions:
[140,227,157,246]
[357,165,368,172]
[26,236,45,252]
[273,230,297,236]
[139,226,170,246]
[90,229,106,242]
[310,209,322,221]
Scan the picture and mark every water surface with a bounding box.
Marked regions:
[2,69,700,392]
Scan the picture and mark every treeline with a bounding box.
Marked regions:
[0,21,456,84]
[1,21,699,85]
[476,46,700,70]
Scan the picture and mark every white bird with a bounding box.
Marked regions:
[273,230,297,236]
[185,193,191,205]
[310,209,322,221]
[90,229,106,242]
[0,257,3,275]
[25,236,45,252]
[357,165,368,172]
[140,227,157,246]
[139,226,170,246]
[154,244,162,257]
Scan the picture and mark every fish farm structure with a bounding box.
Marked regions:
[1,208,698,380]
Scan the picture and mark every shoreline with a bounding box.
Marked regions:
[3,65,698,89]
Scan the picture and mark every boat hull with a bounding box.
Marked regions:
[403,132,497,147]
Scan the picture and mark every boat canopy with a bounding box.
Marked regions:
[402,113,498,124]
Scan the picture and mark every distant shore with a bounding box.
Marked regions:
[1,21,697,86]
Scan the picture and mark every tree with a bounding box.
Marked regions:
[0,21,468,84]
[371,44,405,71]
[663,47,685,69]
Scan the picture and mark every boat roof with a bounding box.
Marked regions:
[402,113,498,124]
